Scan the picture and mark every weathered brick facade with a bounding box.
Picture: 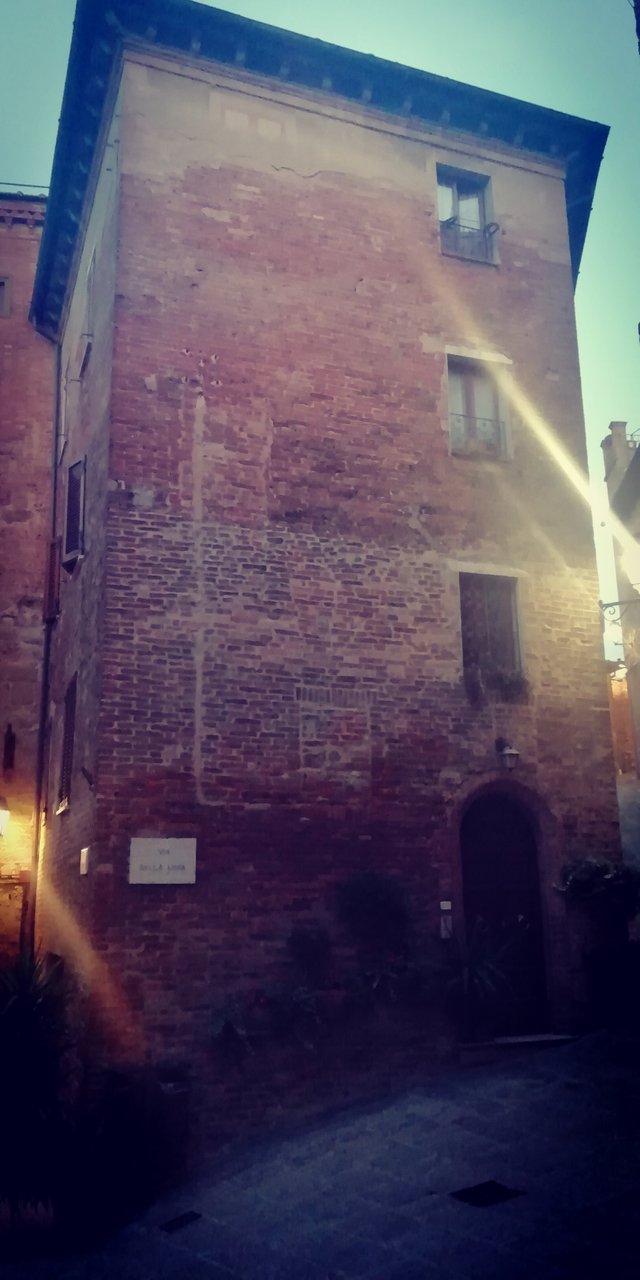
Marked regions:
[0,194,52,951]
[31,2,619,1131]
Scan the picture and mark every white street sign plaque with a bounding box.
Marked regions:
[129,837,196,885]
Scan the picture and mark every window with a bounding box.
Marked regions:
[437,166,497,263]
[79,248,95,374]
[44,537,61,622]
[448,358,504,456]
[0,276,10,317]
[85,249,95,336]
[63,458,86,568]
[460,573,521,682]
[57,675,77,813]
[59,357,71,462]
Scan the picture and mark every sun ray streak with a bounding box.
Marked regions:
[427,262,632,596]
[38,877,144,1056]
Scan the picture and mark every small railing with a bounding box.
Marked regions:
[440,219,495,263]
[449,413,504,456]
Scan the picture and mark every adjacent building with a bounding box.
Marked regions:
[27,0,619,1114]
[602,420,640,775]
[0,191,53,955]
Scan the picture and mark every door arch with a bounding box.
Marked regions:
[460,789,548,1034]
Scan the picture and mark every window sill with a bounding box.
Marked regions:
[441,247,498,268]
[450,445,508,462]
[62,552,85,575]
[55,798,70,816]
[464,670,529,706]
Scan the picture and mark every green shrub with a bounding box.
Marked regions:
[556,858,640,921]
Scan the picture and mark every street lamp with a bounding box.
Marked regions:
[495,738,519,772]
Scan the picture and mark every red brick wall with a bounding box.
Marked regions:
[0,198,53,910]
[41,57,619,1099]
[37,107,120,976]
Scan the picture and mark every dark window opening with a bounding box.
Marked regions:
[57,675,77,812]
[63,458,86,568]
[85,249,95,337]
[0,276,10,317]
[460,573,521,680]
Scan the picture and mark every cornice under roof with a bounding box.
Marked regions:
[30,0,609,338]
[0,194,47,228]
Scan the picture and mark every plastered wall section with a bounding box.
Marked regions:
[38,94,121,959]
[0,207,53,876]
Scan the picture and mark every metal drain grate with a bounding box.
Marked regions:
[160,1210,202,1233]
[450,1180,524,1207]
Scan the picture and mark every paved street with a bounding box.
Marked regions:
[4,1032,640,1279]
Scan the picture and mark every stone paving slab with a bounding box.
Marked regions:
[3,1032,640,1279]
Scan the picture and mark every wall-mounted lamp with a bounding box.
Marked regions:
[0,794,10,836]
[495,737,519,772]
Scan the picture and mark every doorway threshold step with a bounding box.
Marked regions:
[492,1033,574,1046]
[459,1033,574,1066]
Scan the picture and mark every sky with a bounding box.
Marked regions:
[1,0,638,598]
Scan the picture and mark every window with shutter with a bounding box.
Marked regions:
[448,357,505,457]
[63,458,86,567]
[44,537,61,622]
[460,573,522,680]
[437,165,497,264]
[57,675,77,812]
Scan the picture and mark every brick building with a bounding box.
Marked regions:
[0,192,53,955]
[602,421,640,776]
[29,0,619,1104]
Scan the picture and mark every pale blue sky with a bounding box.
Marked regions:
[2,0,638,585]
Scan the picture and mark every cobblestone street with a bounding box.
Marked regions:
[5,1032,640,1279]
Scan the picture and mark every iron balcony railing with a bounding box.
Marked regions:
[449,413,504,456]
[440,219,496,264]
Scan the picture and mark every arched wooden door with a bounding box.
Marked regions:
[460,791,548,1035]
